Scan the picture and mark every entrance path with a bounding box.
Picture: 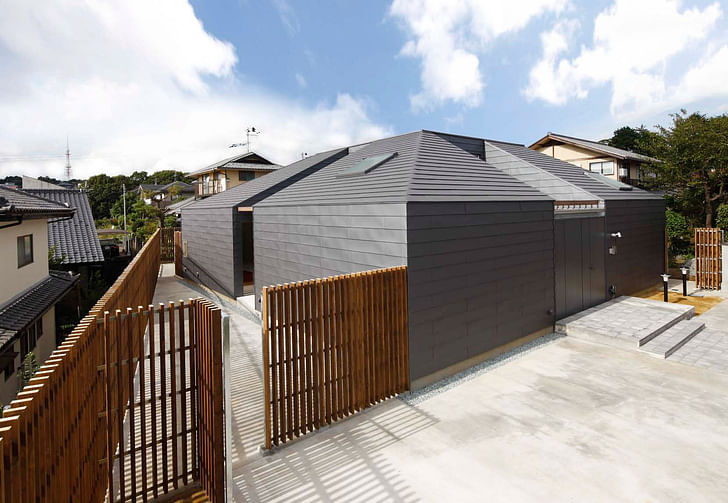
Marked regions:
[153,265,267,496]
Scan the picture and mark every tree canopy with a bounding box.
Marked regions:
[601,126,656,156]
[640,111,728,227]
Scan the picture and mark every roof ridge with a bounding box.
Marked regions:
[0,185,69,208]
[484,140,600,200]
[406,130,426,199]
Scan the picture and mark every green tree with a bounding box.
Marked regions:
[48,245,67,269]
[602,126,657,156]
[18,352,40,389]
[641,111,728,227]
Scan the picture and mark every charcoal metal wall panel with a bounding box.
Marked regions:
[605,199,666,295]
[407,201,555,381]
[181,206,242,298]
[253,203,408,298]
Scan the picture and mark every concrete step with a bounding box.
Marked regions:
[638,319,705,359]
[556,296,695,351]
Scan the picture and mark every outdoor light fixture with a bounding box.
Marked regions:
[661,273,670,302]
[681,266,688,296]
[610,232,622,238]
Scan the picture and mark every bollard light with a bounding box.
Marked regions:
[680,267,688,297]
[661,274,670,302]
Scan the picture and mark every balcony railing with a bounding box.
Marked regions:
[196,180,224,198]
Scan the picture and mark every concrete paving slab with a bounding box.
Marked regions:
[233,336,728,502]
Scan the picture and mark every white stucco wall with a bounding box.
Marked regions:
[0,218,49,305]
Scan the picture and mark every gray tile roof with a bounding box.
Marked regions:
[187,151,279,176]
[485,140,662,200]
[257,131,550,206]
[165,196,197,213]
[186,148,348,210]
[530,132,659,163]
[0,271,79,349]
[24,189,105,264]
[0,186,75,218]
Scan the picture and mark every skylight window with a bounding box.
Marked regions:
[338,152,397,178]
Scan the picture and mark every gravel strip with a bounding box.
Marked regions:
[400,333,564,405]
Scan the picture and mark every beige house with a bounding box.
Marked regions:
[0,187,78,405]
[188,151,279,198]
[529,132,658,185]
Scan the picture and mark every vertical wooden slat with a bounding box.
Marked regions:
[137,306,148,502]
[262,287,273,449]
[148,304,159,498]
[284,284,294,440]
[168,301,179,490]
[178,300,188,484]
[276,285,285,444]
[103,311,114,502]
[158,303,168,495]
[291,284,300,437]
[304,281,313,432]
[126,307,137,501]
[314,279,324,428]
[322,279,331,425]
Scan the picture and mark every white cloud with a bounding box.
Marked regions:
[295,73,307,88]
[0,1,389,179]
[389,0,568,110]
[525,0,728,119]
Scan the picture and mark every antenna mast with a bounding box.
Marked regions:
[64,137,72,180]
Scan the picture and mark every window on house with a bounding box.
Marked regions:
[36,319,43,339]
[17,234,33,267]
[1,349,14,380]
[589,161,615,176]
[238,171,255,182]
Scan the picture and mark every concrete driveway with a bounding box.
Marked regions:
[233,336,728,502]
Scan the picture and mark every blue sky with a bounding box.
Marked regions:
[1,0,727,178]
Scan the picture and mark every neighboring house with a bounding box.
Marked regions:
[0,186,79,405]
[181,149,345,297]
[138,181,195,208]
[23,187,105,266]
[188,151,280,199]
[529,132,659,186]
[22,175,76,191]
[250,130,664,385]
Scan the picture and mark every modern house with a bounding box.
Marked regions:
[529,132,658,185]
[180,149,346,297]
[0,186,79,405]
[138,181,195,207]
[188,151,280,199]
[252,131,665,385]
[181,130,664,386]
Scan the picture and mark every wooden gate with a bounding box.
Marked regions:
[102,299,226,503]
[695,227,722,289]
[261,266,409,449]
[160,227,180,263]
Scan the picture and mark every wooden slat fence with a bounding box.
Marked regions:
[0,230,227,503]
[261,266,409,449]
[0,229,160,503]
[695,227,722,289]
[161,227,180,264]
[174,230,183,277]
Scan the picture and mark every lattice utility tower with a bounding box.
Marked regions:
[64,138,72,180]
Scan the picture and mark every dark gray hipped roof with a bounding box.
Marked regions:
[257,131,550,206]
[0,186,75,219]
[0,271,78,349]
[24,189,105,264]
[485,140,662,200]
[530,132,659,163]
[186,148,348,210]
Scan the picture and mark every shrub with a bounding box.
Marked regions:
[716,204,728,231]
[666,209,692,257]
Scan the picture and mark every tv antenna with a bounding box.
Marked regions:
[229,126,260,153]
